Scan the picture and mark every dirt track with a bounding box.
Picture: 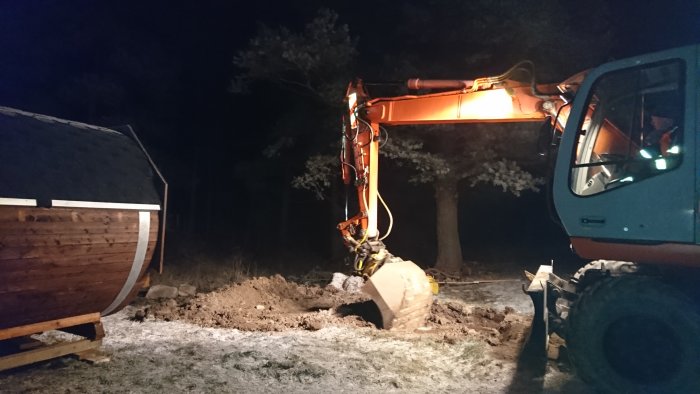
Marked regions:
[0,274,594,393]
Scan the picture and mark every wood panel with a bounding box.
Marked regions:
[0,282,124,306]
[0,232,143,247]
[0,207,158,231]
[0,338,102,371]
[0,206,159,331]
[0,216,138,237]
[0,275,129,296]
[2,252,135,269]
[0,242,140,260]
[0,241,156,273]
[0,222,140,235]
[1,287,120,329]
[0,262,132,291]
[0,207,139,222]
[0,313,100,341]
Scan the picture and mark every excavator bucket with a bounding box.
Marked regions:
[362,260,433,330]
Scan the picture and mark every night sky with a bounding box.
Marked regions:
[1,0,699,269]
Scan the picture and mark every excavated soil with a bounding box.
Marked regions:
[134,275,530,361]
[0,272,592,393]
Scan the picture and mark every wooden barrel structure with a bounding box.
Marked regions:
[0,106,164,337]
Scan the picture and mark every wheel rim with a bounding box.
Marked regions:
[603,314,683,383]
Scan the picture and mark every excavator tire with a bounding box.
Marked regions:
[361,259,433,330]
[566,275,700,393]
[570,260,642,290]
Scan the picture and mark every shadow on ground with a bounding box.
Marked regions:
[336,301,383,328]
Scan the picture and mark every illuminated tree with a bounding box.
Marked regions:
[238,2,613,273]
[232,9,357,255]
[350,0,613,274]
[232,8,357,105]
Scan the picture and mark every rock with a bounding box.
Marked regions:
[327,273,365,293]
[442,334,458,345]
[130,308,147,322]
[145,285,178,299]
[255,304,265,310]
[327,272,348,291]
[301,317,323,331]
[447,302,465,314]
[342,275,364,293]
[178,284,197,297]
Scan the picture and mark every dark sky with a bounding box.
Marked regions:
[607,1,700,56]
[1,0,698,112]
[1,0,698,262]
[2,1,697,105]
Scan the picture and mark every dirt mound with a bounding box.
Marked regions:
[0,274,588,393]
[136,275,372,331]
[428,302,526,360]
[133,275,530,356]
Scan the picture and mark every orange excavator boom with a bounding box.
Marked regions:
[338,64,575,330]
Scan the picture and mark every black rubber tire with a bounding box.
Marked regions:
[567,275,700,393]
[571,260,641,290]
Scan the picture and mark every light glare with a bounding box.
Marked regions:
[458,89,513,119]
[655,158,667,170]
[348,92,358,129]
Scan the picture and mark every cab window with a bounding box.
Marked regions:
[570,61,684,196]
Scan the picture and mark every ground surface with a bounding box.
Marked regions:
[0,268,595,393]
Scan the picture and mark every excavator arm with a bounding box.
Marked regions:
[339,64,575,330]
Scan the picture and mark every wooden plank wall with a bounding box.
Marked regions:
[0,207,158,330]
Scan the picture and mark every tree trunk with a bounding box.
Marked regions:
[278,170,290,249]
[433,178,463,274]
[186,147,200,236]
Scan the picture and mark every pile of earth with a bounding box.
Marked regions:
[130,274,531,360]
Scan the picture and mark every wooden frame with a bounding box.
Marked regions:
[0,313,104,371]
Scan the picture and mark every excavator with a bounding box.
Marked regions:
[338,45,700,392]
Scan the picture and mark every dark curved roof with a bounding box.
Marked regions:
[0,107,161,206]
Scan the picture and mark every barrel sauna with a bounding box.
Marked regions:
[0,106,163,334]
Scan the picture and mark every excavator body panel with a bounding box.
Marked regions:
[553,45,699,262]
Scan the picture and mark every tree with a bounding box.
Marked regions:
[349,0,613,274]
[292,122,544,272]
[232,8,357,105]
[380,124,544,273]
[297,1,614,273]
[231,9,358,258]
[237,2,615,272]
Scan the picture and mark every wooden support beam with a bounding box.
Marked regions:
[0,313,100,341]
[0,338,102,371]
[60,321,105,341]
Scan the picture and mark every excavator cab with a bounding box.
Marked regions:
[554,47,696,261]
[526,46,700,392]
[528,48,697,342]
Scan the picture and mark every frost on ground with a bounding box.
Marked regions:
[0,273,594,393]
